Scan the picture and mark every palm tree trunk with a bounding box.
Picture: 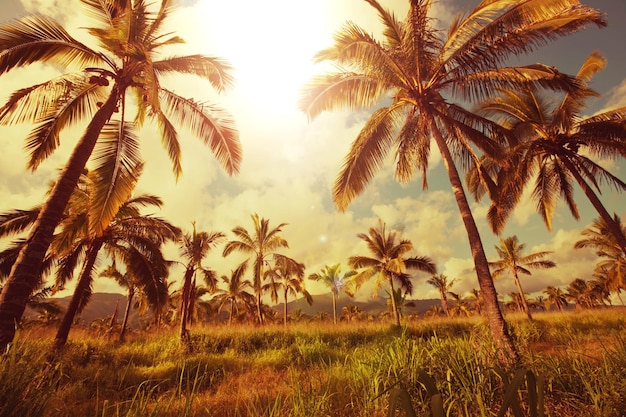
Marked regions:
[179,267,194,344]
[332,292,338,325]
[0,87,120,351]
[388,278,400,327]
[283,289,288,327]
[229,299,234,326]
[512,271,533,321]
[440,290,449,316]
[431,125,520,366]
[565,159,626,256]
[256,293,264,325]
[119,289,135,343]
[53,240,103,352]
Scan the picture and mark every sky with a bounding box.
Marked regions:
[1,0,625,305]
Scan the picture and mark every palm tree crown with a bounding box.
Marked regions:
[349,220,436,326]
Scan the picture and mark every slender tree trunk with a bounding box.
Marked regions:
[108,300,119,337]
[119,289,135,342]
[432,125,520,367]
[228,299,234,326]
[255,293,264,325]
[512,271,533,321]
[565,159,626,256]
[0,87,120,351]
[389,278,400,327]
[179,267,194,344]
[53,240,103,352]
[440,290,449,316]
[332,291,338,325]
[283,290,288,327]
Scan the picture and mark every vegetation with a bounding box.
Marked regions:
[0,0,241,350]
[298,0,606,365]
[2,309,625,417]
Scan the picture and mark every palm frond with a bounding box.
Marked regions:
[299,72,390,120]
[0,15,104,75]
[333,103,404,211]
[159,88,241,176]
[153,55,235,92]
[90,121,143,236]
[0,208,41,237]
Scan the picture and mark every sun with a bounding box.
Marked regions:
[195,0,332,117]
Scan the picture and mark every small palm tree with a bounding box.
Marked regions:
[0,0,241,349]
[264,254,312,327]
[543,286,568,312]
[489,236,556,321]
[177,224,224,345]
[426,274,457,317]
[349,220,436,327]
[565,278,597,309]
[575,216,626,305]
[308,263,357,324]
[222,214,289,325]
[212,261,255,326]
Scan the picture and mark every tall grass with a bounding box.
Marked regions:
[2,309,625,416]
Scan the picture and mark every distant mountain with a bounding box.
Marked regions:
[26,292,441,328]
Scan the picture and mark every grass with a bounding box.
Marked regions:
[1,308,625,416]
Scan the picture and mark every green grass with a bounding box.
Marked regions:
[2,309,625,416]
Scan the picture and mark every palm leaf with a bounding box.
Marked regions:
[153,55,235,92]
[159,88,241,176]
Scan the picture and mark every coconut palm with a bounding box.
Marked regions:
[575,216,626,305]
[489,236,555,321]
[349,220,436,327]
[298,0,604,364]
[468,288,483,315]
[426,274,457,317]
[99,260,169,342]
[51,186,178,351]
[308,263,358,324]
[264,254,312,327]
[565,278,598,309]
[177,224,224,344]
[212,261,255,326]
[222,214,289,325]
[0,0,241,349]
[471,52,626,253]
[543,285,567,312]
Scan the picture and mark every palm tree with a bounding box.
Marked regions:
[575,216,626,305]
[264,255,312,327]
[565,278,598,309]
[298,0,604,365]
[222,214,289,325]
[51,186,178,351]
[0,0,241,349]
[426,274,457,317]
[308,263,357,324]
[212,261,255,326]
[349,220,436,327]
[177,224,224,344]
[489,236,555,321]
[99,260,169,342]
[543,286,568,312]
[468,288,482,315]
[472,52,626,253]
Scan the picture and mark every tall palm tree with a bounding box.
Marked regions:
[426,274,457,317]
[575,216,626,305]
[349,220,436,327]
[222,214,289,325]
[543,285,567,312]
[264,254,312,327]
[177,224,223,344]
[471,52,626,252]
[0,0,241,349]
[308,263,357,324]
[212,261,255,326]
[565,278,596,309]
[298,0,604,365]
[489,236,555,321]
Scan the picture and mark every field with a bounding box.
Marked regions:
[2,309,625,417]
